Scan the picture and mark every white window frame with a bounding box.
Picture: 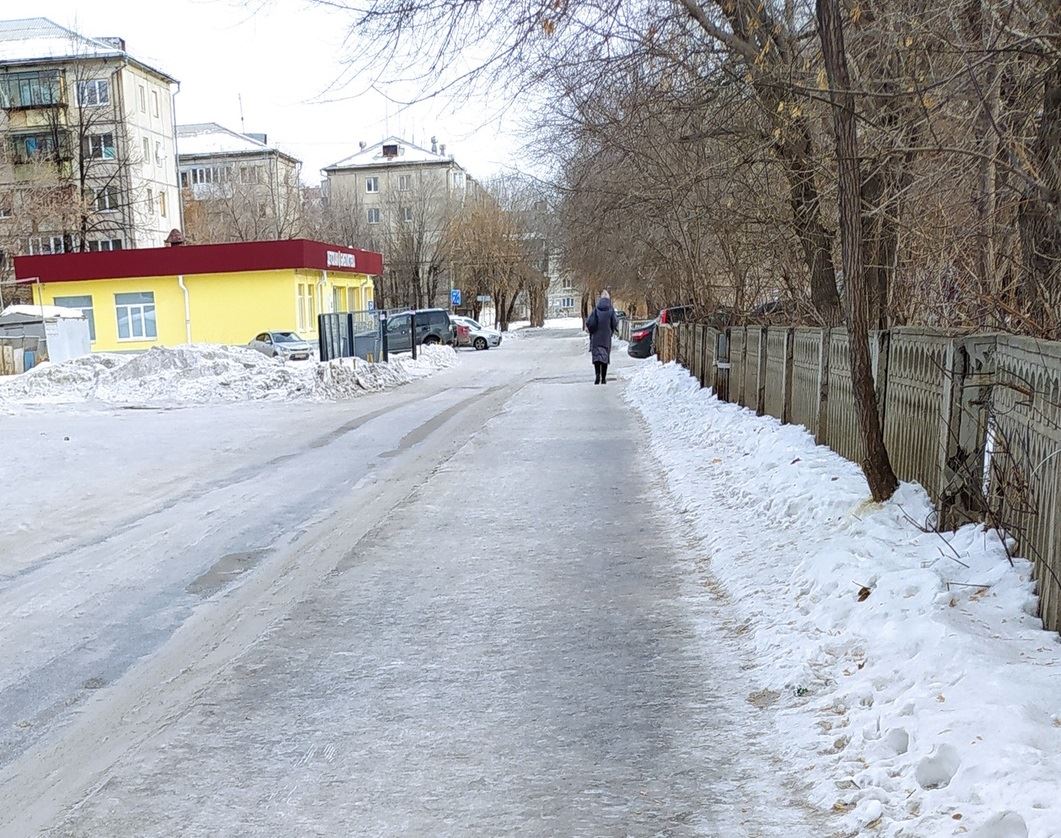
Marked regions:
[367,207,381,224]
[398,174,411,191]
[142,137,151,168]
[365,176,379,194]
[452,171,465,188]
[138,85,146,113]
[87,133,116,160]
[53,294,95,341]
[115,292,157,341]
[151,89,160,117]
[147,188,155,215]
[94,185,119,212]
[78,79,109,107]
[401,206,413,223]
[87,239,122,252]
[159,191,167,217]
[155,140,163,165]
[28,235,65,255]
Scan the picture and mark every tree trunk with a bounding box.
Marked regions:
[817,0,899,502]
[1018,57,1061,339]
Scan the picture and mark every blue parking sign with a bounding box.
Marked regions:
[450,288,462,307]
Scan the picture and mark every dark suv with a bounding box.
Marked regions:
[385,308,455,352]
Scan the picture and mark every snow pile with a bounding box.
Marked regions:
[0,344,457,406]
[625,362,1061,838]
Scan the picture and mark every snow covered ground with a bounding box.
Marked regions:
[625,361,1061,838]
[0,343,457,407]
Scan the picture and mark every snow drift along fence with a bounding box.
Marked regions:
[669,322,1061,634]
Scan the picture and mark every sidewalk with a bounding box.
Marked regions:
[45,337,822,837]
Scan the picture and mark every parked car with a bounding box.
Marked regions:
[658,304,693,325]
[627,320,657,358]
[451,315,502,350]
[249,331,313,361]
[385,308,455,353]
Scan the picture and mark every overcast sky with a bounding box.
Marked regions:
[26,0,525,185]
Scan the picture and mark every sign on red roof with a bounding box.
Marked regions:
[14,239,383,284]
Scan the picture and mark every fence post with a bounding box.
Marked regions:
[782,328,795,424]
[756,327,768,416]
[816,328,831,446]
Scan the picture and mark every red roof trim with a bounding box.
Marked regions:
[14,239,383,284]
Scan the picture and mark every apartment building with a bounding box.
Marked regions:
[0,17,180,280]
[322,136,483,308]
[177,123,303,243]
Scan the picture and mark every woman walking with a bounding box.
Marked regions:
[586,290,619,384]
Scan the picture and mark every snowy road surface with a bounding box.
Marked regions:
[1,329,821,835]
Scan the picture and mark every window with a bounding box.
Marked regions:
[77,80,109,107]
[86,133,116,160]
[333,287,346,312]
[367,207,381,224]
[115,292,157,340]
[159,192,167,217]
[151,90,160,117]
[147,188,155,214]
[142,137,151,168]
[452,171,465,189]
[180,170,189,188]
[365,176,379,193]
[561,296,575,309]
[239,166,261,184]
[398,174,411,191]
[401,206,413,223]
[93,186,119,212]
[138,85,146,112]
[28,235,65,255]
[0,71,62,109]
[86,239,122,252]
[54,295,95,341]
[257,202,268,219]
[155,140,163,165]
[297,284,309,331]
[11,132,65,164]
[0,199,12,219]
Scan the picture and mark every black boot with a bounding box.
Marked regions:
[593,362,602,385]
[601,363,609,384]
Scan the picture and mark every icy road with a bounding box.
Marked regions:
[0,328,819,836]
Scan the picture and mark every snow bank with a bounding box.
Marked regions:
[0,344,457,406]
[625,362,1061,838]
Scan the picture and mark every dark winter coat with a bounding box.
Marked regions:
[586,297,619,364]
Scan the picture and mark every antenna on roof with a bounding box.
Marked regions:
[238,94,246,134]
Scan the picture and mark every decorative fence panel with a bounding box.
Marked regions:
[825,329,864,464]
[791,328,826,437]
[703,327,718,390]
[989,336,1061,632]
[691,324,704,384]
[882,329,957,502]
[742,327,764,412]
[764,328,792,421]
[729,328,747,407]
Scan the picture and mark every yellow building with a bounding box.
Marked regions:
[14,239,380,352]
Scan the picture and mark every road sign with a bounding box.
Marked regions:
[476,294,491,302]
[450,289,462,306]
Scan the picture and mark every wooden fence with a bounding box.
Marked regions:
[655,323,1061,634]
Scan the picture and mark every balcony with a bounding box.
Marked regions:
[0,71,66,112]
[10,131,74,169]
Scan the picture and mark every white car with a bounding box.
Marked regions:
[452,316,502,350]
[248,331,314,361]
